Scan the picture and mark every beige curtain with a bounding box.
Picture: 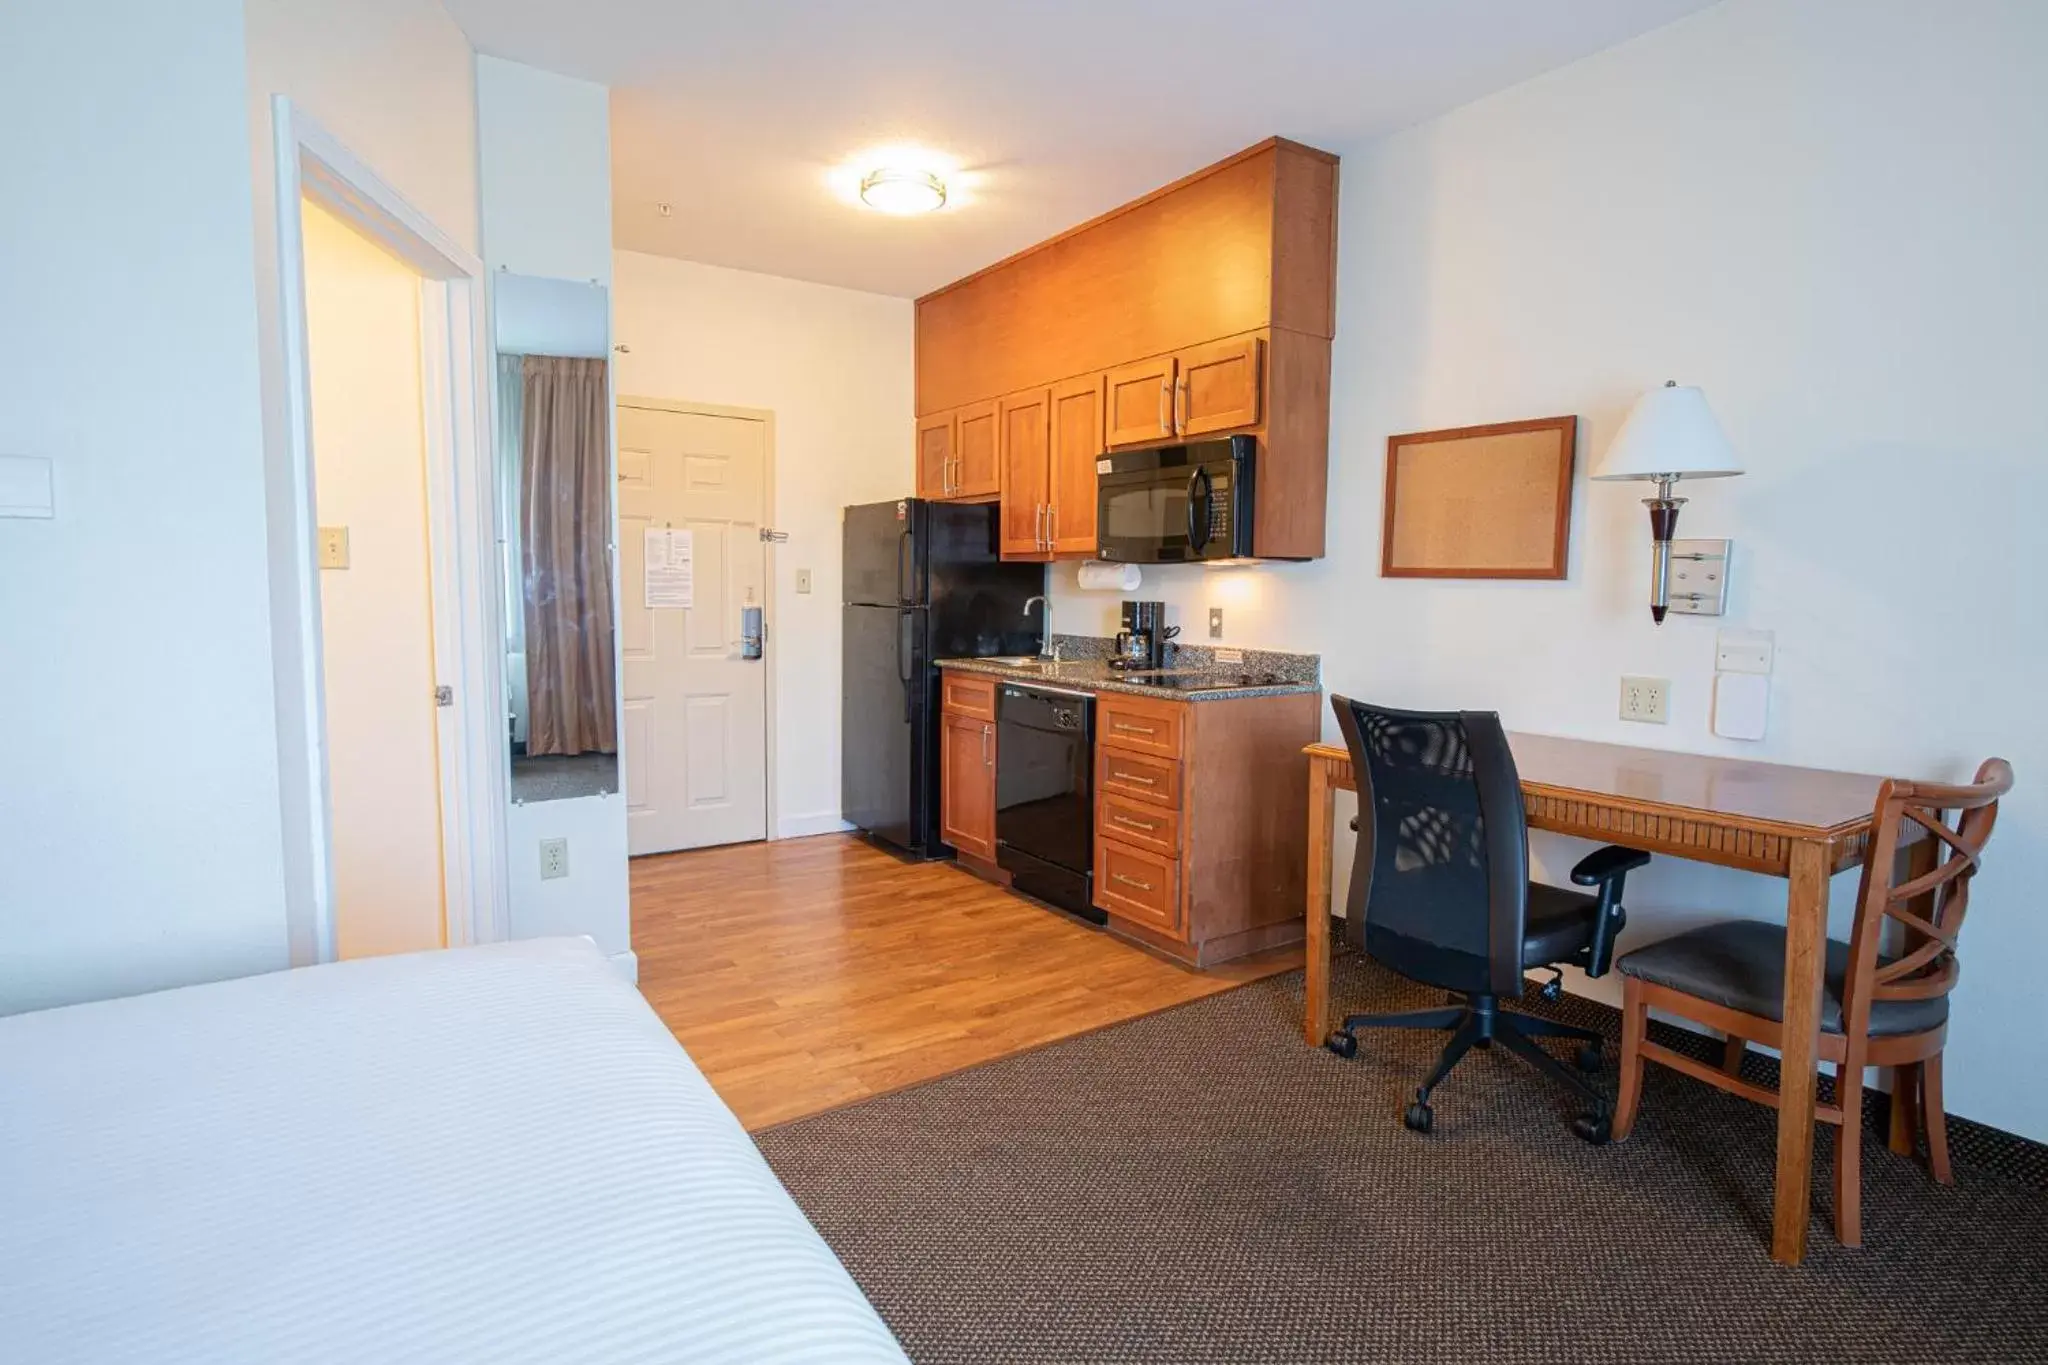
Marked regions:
[520,355,617,756]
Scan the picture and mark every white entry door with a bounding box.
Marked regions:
[616,403,770,854]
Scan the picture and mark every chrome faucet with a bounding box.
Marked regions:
[1023,595,1059,661]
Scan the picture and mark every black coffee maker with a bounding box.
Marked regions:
[1111,600,1179,671]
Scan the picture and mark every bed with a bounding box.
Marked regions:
[0,937,908,1364]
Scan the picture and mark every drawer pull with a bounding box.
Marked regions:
[1113,770,1157,787]
[1113,814,1158,832]
[1113,872,1155,893]
[1112,721,1157,736]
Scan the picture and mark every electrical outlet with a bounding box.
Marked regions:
[1213,647,1244,665]
[1208,607,1224,639]
[539,837,569,880]
[795,568,812,594]
[1619,676,1670,724]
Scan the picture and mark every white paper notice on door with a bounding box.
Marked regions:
[644,527,694,609]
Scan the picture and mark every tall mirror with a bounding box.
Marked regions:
[495,274,617,802]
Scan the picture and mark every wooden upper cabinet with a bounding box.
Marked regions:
[952,400,1001,500]
[1049,375,1103,556]
[916,412,955,498]
[914,136,1338,558]
[1104,355,1177,449]
[997,388,1052,558]
[1175,335,1262,437]
[915,139,1337,416]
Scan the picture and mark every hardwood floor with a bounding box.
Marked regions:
[632,834,1300,1130]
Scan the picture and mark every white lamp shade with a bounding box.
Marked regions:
[1592,383,1743,481]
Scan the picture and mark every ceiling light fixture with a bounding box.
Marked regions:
[859,167,947,215]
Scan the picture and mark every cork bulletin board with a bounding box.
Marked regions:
[1381,416,1578,579]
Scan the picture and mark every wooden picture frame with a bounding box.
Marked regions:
[1380,415,1577,579]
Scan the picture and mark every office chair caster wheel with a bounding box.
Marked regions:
[1403,1101,1434,1134]
[1572,1112,1612,1146]
[1324,1030,1358,1059]
[1575,1043,1604,1073]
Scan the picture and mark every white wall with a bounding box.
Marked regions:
[613,253,915,837]
[478,59,633,969]
[1052,0,2048,1138]
[244,0,482,965]
[0,2,290,1011]
[302,200,448,960]
[477,57,613,283]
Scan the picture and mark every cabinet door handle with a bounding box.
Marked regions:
[1158,378,1171,434]
[1114,769,1156,787]
[980,723,990,768]
[1036,502,1047,549]
[1175,376,1189,435]
[1112,721,1157,736]
[1113,814,1159,832]
[1113,872,1156,893]
[1049,502,1058,546]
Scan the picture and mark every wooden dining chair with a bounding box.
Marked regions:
[1609,757,2013,1247]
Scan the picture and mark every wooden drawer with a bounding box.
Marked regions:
[1097,746,1181,808]
[1098,693,1185,759]
[1097,793,1179,856]
[1095,837,1181,935]
[940,671,997,720]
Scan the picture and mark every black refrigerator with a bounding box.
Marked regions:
[843,499,1046,856]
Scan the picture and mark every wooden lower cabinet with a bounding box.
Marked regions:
[939,709,996,860]
[937,665,1318,968]
[1094,689,1319,967]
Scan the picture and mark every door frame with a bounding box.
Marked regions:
[269,98,510,963]
[613,396,779,847]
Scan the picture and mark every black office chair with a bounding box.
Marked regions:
[1323,697,1649,1143]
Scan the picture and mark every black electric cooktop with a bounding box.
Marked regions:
[1119,671,1294,692]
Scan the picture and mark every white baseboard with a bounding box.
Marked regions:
[609,949,638,984]
[777,811,855,840]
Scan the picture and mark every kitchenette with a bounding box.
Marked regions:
[842,134,1340,969]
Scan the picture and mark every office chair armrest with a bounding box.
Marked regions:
[1571,846,1648,979]
[1570,845,1650,887]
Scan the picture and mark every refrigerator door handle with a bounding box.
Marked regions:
[896,528,912,605]
[898,610,915,721]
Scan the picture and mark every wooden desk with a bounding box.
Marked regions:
[1303,732,1909,1267]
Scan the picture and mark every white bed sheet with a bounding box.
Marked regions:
[0,937,907,1364]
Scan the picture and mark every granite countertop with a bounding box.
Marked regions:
[936,654,1320,703]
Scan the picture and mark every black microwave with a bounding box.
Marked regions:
[1094,435,1256,563]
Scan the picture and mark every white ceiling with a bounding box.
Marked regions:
[445,0,1720,298]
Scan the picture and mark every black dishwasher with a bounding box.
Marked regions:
[995,683,1101,922]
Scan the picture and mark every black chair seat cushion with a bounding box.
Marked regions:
[1617,919,1949,1038]
[1522,883,1599,968]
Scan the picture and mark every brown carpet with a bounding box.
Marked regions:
[757,956,2048,1364]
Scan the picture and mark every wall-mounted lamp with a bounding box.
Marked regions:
[1592,381,1743,623]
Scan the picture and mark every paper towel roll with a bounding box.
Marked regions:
[1076,560,1142,592]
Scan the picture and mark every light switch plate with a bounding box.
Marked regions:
[1620,675,1670,724]
[539,837,569,880]
[0,454,55,518]
[1716,628,1774,675]
[795,568,812,594]
[318,526,350,569]
[1208,607,1224,639]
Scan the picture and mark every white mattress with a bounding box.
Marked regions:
[0,938,907,1364]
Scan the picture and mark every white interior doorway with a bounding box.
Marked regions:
[615,399,776,854]
[269,100,509,963]
[299,200,448,958]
